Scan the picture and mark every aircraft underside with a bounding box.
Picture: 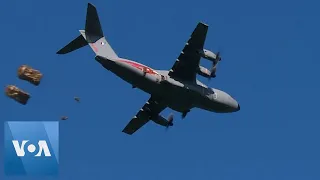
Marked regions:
[99,57,197,112]
[56,3,240,135]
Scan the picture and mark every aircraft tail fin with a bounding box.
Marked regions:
[57,3,118,59]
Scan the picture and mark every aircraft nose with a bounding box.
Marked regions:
[230,97,240,112]
[229,96,240,112]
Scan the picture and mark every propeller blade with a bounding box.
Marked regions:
[207,62,217,80]
[216,50,222,61]
[167,113,174,126]
[166,113,174,131]
[216,52,220,60]
[208,50,223,81]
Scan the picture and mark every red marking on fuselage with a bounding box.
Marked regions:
[118,59,158,75]
[90,43,98,52]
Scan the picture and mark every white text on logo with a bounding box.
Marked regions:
[12,140,52,157]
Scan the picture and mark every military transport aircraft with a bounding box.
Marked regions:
[57,3,240,135]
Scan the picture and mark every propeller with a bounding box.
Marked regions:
[165,113,174,131]
[208,51,222,80]
[216,51,222,61]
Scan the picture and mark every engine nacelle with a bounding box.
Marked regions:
[197,66,212,78]
[198,49,217,62]
[152,115,173,127]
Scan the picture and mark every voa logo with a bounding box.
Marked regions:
[12,140,51,157]
[4,121,59,176]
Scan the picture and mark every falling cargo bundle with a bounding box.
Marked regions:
[17,65,43,86]
[61,116,68,120]
[74,97,80,102]
[5,85,30,105]
[6,64,75,120]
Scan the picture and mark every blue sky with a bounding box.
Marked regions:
[1,0,320,179]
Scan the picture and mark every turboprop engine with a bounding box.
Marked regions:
[198,49,220,62]
[151,114,174,128]
[197,66,214,78]
[197,49,222,79]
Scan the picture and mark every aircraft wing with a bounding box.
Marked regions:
[122,96,167,135]
[168,22,208,82]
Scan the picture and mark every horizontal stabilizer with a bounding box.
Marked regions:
[56,3,118,58]
[57,34,88,54]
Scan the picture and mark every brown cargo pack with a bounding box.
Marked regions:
[17,65,43,86]
[5,85,30,105]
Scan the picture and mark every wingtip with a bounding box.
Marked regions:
[122,129,133,135]
[56,49,64,54]
[88,3,96,9]
[56,47,68,54]
[199,22,209,27]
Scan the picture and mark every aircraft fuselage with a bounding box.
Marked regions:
[95,56,240,114]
